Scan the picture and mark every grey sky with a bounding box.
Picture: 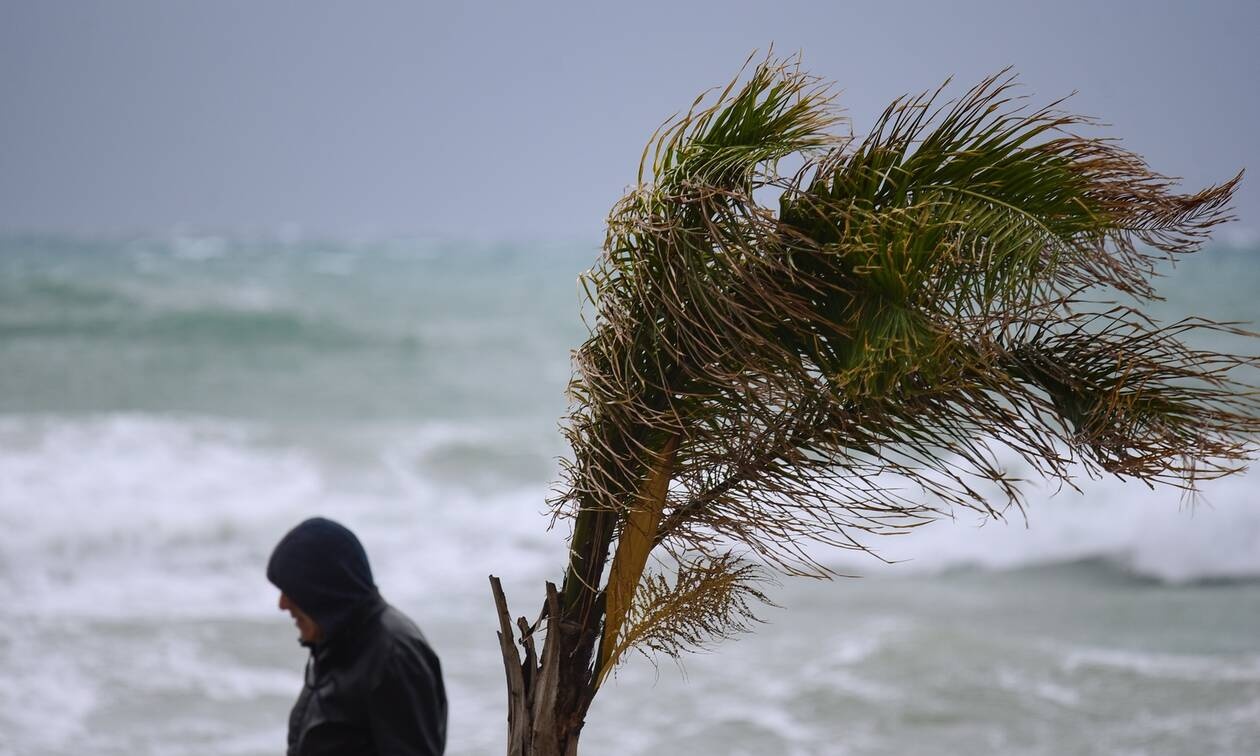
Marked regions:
[2,0,1257,239]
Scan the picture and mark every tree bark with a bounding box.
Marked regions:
[490,577,597,756]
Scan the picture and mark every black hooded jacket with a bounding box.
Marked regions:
[267,517,447,756]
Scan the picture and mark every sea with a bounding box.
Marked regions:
[1,233,1257,756]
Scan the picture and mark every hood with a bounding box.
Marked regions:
[266,517,379,643]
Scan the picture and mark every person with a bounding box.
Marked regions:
[267,517,447,755]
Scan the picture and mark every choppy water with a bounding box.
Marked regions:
[1,234,1257,755]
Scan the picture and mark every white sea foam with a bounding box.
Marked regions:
[0,625,97,753]
[825,461,1260,582]
[994,667,1082,708]
[1061,647,1260,683]
[0,415,320,619]
[0,414,561,623]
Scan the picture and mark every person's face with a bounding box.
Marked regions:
[278,593,324,644]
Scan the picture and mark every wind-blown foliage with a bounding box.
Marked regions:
[490,55,1255,756]
[554,56,1254,679]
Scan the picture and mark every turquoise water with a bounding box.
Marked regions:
[0,234,1257,755]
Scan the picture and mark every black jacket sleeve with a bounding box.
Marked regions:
[367,642,447,756]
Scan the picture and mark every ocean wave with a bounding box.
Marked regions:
[0,625,97,752]
[823,465,1260,583]
[4,277,131,308]
[1060,646,1260,682]
[0,414,561,621]
[0,307,380,349]
[0,272,382,349]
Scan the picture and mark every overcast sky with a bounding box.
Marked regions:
[2,0,1257,239]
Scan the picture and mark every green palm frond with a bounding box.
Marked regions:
[646,54,843,188]
[552,55,1256,683]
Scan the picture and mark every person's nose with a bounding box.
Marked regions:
[278,593,289,612]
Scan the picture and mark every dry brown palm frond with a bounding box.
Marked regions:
[598,552,776,683]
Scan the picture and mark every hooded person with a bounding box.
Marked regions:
[267,517,447,756]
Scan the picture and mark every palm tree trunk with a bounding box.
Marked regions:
[491,577,598,755]
[491,577,588,756]
[490,435,680,755]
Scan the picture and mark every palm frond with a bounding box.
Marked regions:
[552,56,1257,682]
[597,553,775,686]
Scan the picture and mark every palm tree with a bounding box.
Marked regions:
[489,55,1256,756]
